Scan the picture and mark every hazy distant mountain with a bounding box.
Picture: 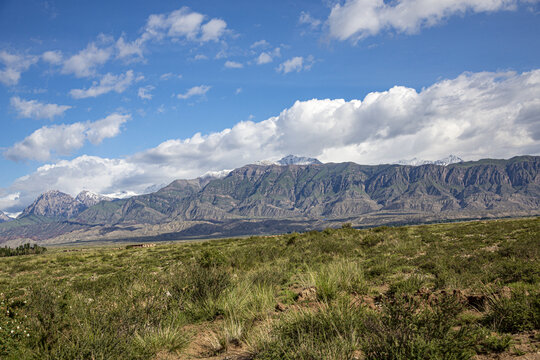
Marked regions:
[1,155,538,245]
[396,154,463,166]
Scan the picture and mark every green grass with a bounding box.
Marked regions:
[0,217,539,359]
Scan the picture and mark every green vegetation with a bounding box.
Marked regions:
[0,243,47,257]
[1,217,539,359]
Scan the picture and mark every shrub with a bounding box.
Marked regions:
[362,293,477,360]
[483,289,540,333]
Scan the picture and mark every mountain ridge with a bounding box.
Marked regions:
[1,155,538,245]
[0,211,12,223]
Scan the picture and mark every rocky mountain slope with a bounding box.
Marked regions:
[19,190,111,219]
[0,211,12,223]
[0,155,538,245]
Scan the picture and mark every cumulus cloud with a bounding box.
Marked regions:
[10,97,72,120]
[277,56,314,73]
[327,0,533,41]
[225,60,243,68]
[143,7,228,43]
[201,18,227,42]
[138,85,155,100]
[177,85,211,99]
[61,42,112,78]
[3,113,129,162]
[70,70,139,99]
[85,113,129,144]
[0,51,38,86]
[42,50,63,65]
[256,47,281,65]
[2,70,540,212]
[257,52,273,64]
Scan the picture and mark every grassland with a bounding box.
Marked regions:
[1,217,539,359]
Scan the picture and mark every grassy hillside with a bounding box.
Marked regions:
[1,217,539,359]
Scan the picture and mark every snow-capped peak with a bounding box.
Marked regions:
[395,155,463,166]
[432,155,464,166]
[75,190,111,207]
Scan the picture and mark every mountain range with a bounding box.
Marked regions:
[0,155,538,246]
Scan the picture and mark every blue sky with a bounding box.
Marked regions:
[1,0,539,213]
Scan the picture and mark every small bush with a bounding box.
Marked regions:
[475,329,512,354]
[483,289,540,333]
[362,293,477,360]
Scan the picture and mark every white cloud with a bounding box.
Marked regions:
[177,85,211,99]
[299,11,322,28]
[160,72,181,80]
[3,70,540,212]
[143,7,228,43]
[85,113,129,144]
[235,88,242,95]
[201,18,227,42]
[328,0,531,41]
[225,60,243,69]
[194,54,209,60]
[61,42,112,78]
[70,70,138,99]
[42,50,63,65]
[0,51,38,86]
[257,48,281,65]
[3,113,129,162]
[10,97,71,120]
[257,52,273,64]
[277,56,314,73]
[138,85,155,100]
[250,40,270,49]
[115,36,144,61]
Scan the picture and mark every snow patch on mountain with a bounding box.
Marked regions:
[75,190,111,207]
[395,155,463,166]
[254,155,322,166]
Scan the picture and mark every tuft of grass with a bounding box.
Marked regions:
[134,323,191,356]
[301,260,367,301]
[253,298,364,359]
